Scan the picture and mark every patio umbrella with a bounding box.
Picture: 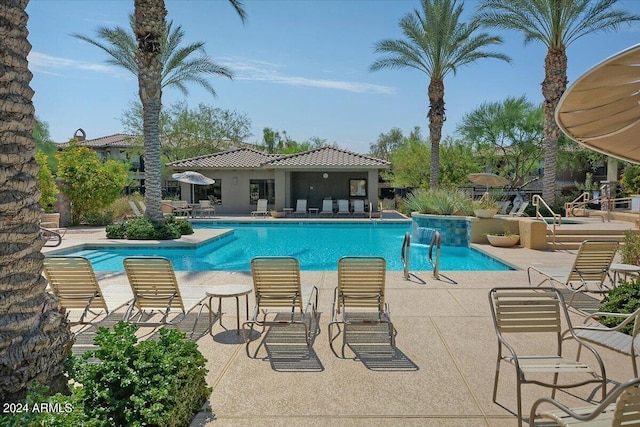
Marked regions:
[556,43,640,164]
[171,171,215,203]
[468,173,509,191]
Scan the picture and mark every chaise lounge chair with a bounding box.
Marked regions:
[129,200,143,217]
[320,199,334,217]
[336,199,351,217]
[509,200,529,216]
[489,287,607,427]
[352,199,367,217]
[243,256,319,357]
[293,199,308,217]
[527,240,618,311]
[123,257,206,334]
[328,256,394,358]
[251,199,269,217]
[43,256,109,324]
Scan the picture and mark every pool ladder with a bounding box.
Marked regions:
[402,231,440,280]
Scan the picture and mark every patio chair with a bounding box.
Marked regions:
[509,201,529,216]
[40,225,66,247]
[123,257,206,333]
[320,199,334,217]
[497,200,511,215]
[293,199,308,217]
[197,199,216,218]
[352,199,367,217]
[172,200,192,217]
[138,200,146,214]
[488,287,607,427]
[43,256,109,324]
[129,200,143,217]
[529,377,640,426]
[328,256,394,358]
[251,199,269,217]
[570,307,640,377]
[527,240,618,309]
[336,199,351,217]
[243,257,319,357]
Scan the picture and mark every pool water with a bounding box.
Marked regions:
[67,222,512,272]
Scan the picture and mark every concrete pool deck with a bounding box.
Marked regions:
[42,217,638,426]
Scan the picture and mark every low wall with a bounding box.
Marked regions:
[411,213,548,250]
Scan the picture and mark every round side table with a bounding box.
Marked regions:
[206,284,253,335]
[610,263,640,287]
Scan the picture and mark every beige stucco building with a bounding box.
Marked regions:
[166,146,390,215]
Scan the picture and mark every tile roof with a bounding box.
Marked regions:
[166,148,278,169]
[59,133,140,148]
[167,146,390,170]
[267,146,390,168]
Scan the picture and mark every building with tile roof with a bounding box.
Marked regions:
[167,146,390,215]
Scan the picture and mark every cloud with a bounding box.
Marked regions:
[28,51,128,78]
[220,57,395,95]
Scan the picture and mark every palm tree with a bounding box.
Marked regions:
[371,0,509,188]
[0,0,74,402]
[76,2,245,221]
[477,0,640,205]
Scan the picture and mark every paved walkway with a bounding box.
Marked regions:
[43,218,637,426]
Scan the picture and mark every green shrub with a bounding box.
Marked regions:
[621,231,640,266]
[622,164,640,195]
[166,215,194,235]
[401,188,472,216]
[125,216,180,240]
[598,278,640,335]
[82,210,114,226]
[76,322,211,427]
[105,222,126,239]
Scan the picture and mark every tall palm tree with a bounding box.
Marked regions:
[0,0,74,402]
[477,0,640,205]
[77,2,244,220]
[371,0,509,188]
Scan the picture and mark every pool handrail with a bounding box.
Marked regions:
[402,230,440,280]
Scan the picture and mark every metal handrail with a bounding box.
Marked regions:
[402,232,410,280]
[563,192,607,222]
[532,195,562,248]
[428,230,441,280]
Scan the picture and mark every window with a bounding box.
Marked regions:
[194,180,222,204]
[349,179,367,197]
[250,179,275,204]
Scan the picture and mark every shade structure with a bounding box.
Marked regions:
[556,43,640,164]
[171,171,215,203]
[468,173,509,188]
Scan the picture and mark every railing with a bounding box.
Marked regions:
[563,192,607,222]
[402,230,441,280]
[532,195,562,247]
[40,226,62,247]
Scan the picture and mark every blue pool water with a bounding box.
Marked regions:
[64,222,512,272]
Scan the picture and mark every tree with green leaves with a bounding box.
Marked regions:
[0,0,74,403]
[371,0,509,188]
[369,127,404,162]
[457,95,544,187]
[477,0,640,205]
[387,127,431,188]
[439,136,483,187]
[77,1,246,220]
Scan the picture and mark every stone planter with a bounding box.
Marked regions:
[41,212,60,228]
[474,208,498,218]
[487,234,520,247]
[270,210,285,218]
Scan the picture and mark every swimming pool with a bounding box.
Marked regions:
[64,222,513,272]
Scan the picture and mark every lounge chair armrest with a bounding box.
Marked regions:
[304,286,318,316]
[581,311,639,329]
[561,330,607,376]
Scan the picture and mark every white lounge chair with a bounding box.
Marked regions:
[320,199,334,217]
[336,199,351,217]
[251,199,269,217]
[509,200,529,216]
[197,200,216,218]
[352,200,366,217]
[129,200,143,217]
[293,199,307,217]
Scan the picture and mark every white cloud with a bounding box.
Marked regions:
[220,57,395,95]
[28,51,128,78]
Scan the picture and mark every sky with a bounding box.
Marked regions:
[25,0,640,155]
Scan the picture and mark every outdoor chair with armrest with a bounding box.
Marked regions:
[243,257,319,357]
[489,287,607,427]
[43,256,109,324]
[197,199,216,218]
[320,199,334,217]
[570,307,640,377]
[251,199,269,217]
[529,377,640,426]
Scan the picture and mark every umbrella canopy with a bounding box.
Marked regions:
[171,171,215,203]
[171,171,215,185]
[468,173,509,188]
[556,43,640,164]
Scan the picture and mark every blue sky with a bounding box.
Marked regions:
[26,0,640,154]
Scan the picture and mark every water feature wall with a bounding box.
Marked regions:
[411,213,471,247]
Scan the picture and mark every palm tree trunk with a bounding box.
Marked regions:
[0,0,74,402]
[134,0,167,222]
[428,78,445,188]
[541,48,568,206]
